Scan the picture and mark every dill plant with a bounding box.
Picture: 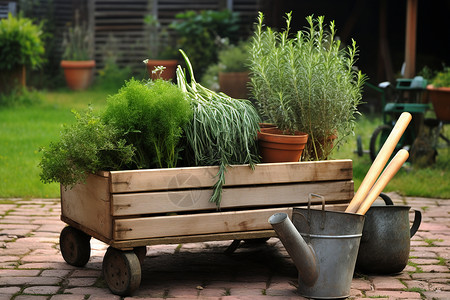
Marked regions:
[249,12,366,160]
[177,50,260,206]
[103,78,192,169]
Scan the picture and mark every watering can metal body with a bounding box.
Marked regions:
[356,193,422,274]
[269,206,365,299]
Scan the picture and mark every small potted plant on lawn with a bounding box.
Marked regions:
[60,10,96,91]
[249,12,366,162]
[0,13,45,94]
[143,14,178,81]
[426,67,450,121]
[217,40,251,99]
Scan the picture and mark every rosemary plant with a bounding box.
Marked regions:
[249,12,367,160]
[177,50,260,207]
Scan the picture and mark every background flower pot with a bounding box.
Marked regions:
[146,59,178,81]
[257,128,308,162]
[0,65,26,94]
[219,71,250,99]
[427,85,450,121]
[61,60,96,91]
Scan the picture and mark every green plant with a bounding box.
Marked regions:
[171,10,240,79]
[39,107,135,187]
[218,41,250,73]
[0,13,45,71]
[249,12,366,160]
[61,10,93,60]
[103,78,192,169]
[430,67,450,88]
[0,87,44,107]
[144,14,178,59]
[177,50,260,206]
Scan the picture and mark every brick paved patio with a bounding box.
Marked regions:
[0,192,449,299]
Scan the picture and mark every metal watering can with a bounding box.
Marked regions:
[269,195,365,299]
[355,193,422,274]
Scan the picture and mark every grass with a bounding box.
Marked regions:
[0,88,110,198]
[0,88,449,199]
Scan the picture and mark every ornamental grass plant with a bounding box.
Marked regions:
[249,12,367,160]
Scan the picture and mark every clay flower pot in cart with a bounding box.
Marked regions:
[257,128,308,162]
[61,60,96,91]
[427,85,450,121]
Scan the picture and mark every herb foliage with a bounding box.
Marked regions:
[39,107,135,187]
[249,12,366,160]
[177,50,260,206]
[103,79,192,169]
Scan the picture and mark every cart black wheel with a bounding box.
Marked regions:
[59,226,91,267]
[356,135,363,157]
[103,247,141,296]
[133,246,147,265]
[369,125,393,161]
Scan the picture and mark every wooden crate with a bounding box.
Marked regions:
[61,160,353,249]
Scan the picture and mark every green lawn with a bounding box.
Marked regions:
[0,89,449,199]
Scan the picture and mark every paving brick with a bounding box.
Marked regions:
[14,296,49,300]
[0,269,40,276]
[63,287,111,295]
[365,290,422,298]
[0,276,62,286]
[422,290,450,300]
[370,276,406,290]
[50,295,86,300]
[88,295,122,300]
[0,286,21,294]
[22,285,61,294]
[67,277,97,287]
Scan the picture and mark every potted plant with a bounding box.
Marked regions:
[0,13,45,94]
[170,9,240,80]
[426,67,450,121]
[249,12,366,161]
[60,10,96,91]
[217,41,251,99]
[143,14,179,81]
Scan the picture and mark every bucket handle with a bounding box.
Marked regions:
[410,209,421,238]
[308,193,326,230]
[379,193,421,237]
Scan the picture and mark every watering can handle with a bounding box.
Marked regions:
[410,209,422,238]
[379,193,394,205]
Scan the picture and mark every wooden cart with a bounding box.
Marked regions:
[59,159,354,295]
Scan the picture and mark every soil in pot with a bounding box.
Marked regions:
[257,128,308,163]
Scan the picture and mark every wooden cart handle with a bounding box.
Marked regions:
[346,112,412,213]
[356,149,409,215]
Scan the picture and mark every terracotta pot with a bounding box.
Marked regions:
[427,85,450,121]
[61,60,96,91]
[0,65,26,93]
[259,123,277,132]
[218,71,250,99]
[146,59,178,81]
[257,128,308,163]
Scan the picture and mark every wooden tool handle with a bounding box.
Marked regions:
[356,149,409,215]
[346,112,412,213]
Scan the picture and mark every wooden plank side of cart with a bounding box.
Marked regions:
[108,159,353,193]
[60,160,354,248]
[112,180,353,216]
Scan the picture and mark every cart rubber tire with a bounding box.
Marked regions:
[59,226,91,267]
[370,125,393,161]
[103,247,141,296]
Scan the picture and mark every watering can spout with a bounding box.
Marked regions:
[269,213,318,286]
